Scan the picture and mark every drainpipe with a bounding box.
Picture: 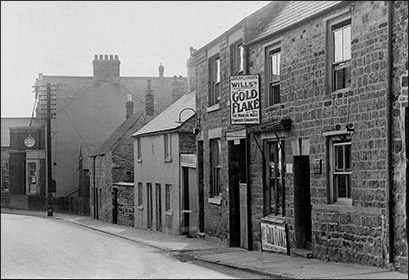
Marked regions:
[386,0,394,264]
[243,17,253,250]
[93,156,96,219]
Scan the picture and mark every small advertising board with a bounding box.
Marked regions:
[230,75,260,125]
[260,216,289,254]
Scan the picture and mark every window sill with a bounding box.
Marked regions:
[165,211,173,216]
[334,198,352,205]
[208,196,222,205]
[327,88,351,96]
[136,159,142,163]
[164,157,172,163]
[137,205,143,210]
[207,103,220,113]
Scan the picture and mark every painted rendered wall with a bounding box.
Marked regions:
[134,132,181,234]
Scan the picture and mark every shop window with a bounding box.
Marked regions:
[328,135,352,204]
[209,55,221,106]
[210,139,221,197]
[265,45,281,107]
[165,184,171,211]
[328,16,351,92]
[28,162,37,193]
[231,40,244,75]
[164,133,172,160]
[265,140,285,216]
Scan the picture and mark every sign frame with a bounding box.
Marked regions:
[230,74,261,125]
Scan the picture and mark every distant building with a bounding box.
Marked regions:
[33,55,188,200]
[1,117,41,208]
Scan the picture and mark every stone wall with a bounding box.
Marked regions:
[114,183,134,227]
[246,0,401,269]
[391,0,408,273]
[194,26,245,245]
[90,153,114,223]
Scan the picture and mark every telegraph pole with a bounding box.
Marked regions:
[46,83,53,216]
[35,82,56,216]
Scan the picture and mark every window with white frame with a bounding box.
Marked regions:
[328,16,351,92]
[231,41,244,75]
[165,184,171,211]
[210,139,221,197]
[209,55,221,106]
[266,45,281,106]
[328,135,352,204]
[164,133,172,160]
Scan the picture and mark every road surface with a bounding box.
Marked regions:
[1,213,266,279]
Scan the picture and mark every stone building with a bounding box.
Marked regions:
[193,0,407,273]
[33,55,187,200]
[132,90,197,236]
[89,81,157,226]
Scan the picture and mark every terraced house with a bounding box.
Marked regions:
[193,1,407,273]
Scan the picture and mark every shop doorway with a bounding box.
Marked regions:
[293,155,312,250]
[228,139,247,248]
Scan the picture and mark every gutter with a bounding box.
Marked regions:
[244,1,348,47]
[386,0,394,264]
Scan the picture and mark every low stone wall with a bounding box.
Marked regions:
[50,196,90,216]
[1,191,10,208]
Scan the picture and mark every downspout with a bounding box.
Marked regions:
[386,0,394,264]
[244,17,253,250]
[93,156,96,219]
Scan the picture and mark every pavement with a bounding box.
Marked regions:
[2,208,408,279]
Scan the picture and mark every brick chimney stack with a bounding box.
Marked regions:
[145,80,154,116]
[126,93,134,119]
[187,47,197,92]
[93,54,120,85]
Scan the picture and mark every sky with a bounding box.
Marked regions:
[1,1,271,117]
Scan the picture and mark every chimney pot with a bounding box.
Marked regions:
[158,63,164,78]
[99,55,103,59]
[110,55,113,60]
[94,54,98,60]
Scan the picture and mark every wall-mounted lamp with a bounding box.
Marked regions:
[346,123,355,134]
[176,107,200,135]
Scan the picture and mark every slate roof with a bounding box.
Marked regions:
[247,1,344,43]
[133,91,195,137]
[93,110,146,156]
[38,75,187,117]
